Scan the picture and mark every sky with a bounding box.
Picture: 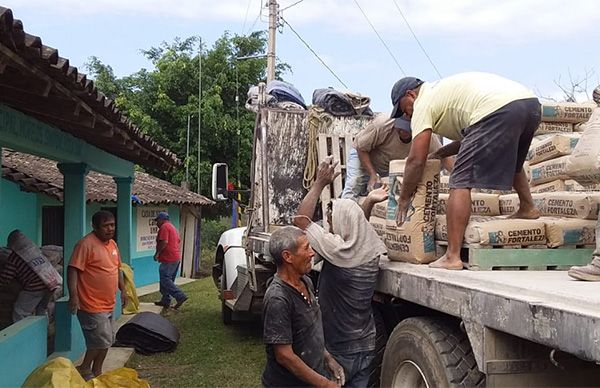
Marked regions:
[3,0,600,113]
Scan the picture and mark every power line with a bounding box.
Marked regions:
[247,0,264,34]
[241,0,253,33]
[352,0,405,75]
[391,0,442,79]
[281,0,304,12]
[280,16,349,89]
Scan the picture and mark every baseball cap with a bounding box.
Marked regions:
[390,77,423,118]
[154,211,170,221]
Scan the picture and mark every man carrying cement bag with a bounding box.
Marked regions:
[295,156,388,387]
[341,112,453,200]
[390,72,541,270]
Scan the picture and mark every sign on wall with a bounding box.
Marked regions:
[136,206,167,252]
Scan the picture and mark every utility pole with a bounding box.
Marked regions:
[267,0,278,83]
[197,37,202,194]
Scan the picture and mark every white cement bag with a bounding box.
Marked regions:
[564,180,600,192]
[386,159,440,263]
[534,192,599,219]
[372,200,388,219]
[439,175,450,194]
[435,215,545,245]
[541,102,595,123]
[526,134,580,165]
[530,180,566,193]
[438,193,500,216]
[566,107,600,185]
[542,217,596,247]
[535,122,573,135]
[530,155,570,186]
[499,194,520,215]
[369,216,387,238]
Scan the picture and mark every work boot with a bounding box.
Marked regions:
[173,296,188,310]
[154,301,169,307]
[568,258,600,281]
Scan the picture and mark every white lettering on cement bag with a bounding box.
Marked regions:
[566,107,600,185]
[526,134,580,165]
[438,193,500,216]
[542,217,596,247]
[541,102,595,123]
[386,159,440,263]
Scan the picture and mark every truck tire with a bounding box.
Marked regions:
[380,317,484,388]
[367,305,388,388]
[221,271,233,325]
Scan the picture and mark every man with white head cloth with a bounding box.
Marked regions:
[295,157,388,388]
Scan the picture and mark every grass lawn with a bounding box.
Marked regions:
[127,277,265,387]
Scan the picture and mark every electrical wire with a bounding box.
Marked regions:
[352,0,405,75]
[280,16,349,89]
[241,0,253,33]
[281,0,304,12]
[391,0,442,79]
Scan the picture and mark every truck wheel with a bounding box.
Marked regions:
[380,317,484,388]
[367,305,388,388]
[221,271,233,325]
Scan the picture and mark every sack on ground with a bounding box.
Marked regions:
[527,134,580,165]
[566,107,600,185]
[542,217,596,247]
[438,193,500,216]
[386,159,440,263]
[530,156,570,186]
[541,102,595,123]
[535,122,573,135]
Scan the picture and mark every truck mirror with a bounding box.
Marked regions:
[212,163,229,201]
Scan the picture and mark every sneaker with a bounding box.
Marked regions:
[154,301,169,307]
[568,264,600,281]
[173,296,188,310]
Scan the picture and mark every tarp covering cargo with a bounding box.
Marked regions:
[115,312,180,355]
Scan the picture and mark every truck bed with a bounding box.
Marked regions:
[376,259,600,363]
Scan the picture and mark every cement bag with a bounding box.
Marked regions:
[566,107,600,185]
[453,217,546,245]
[435,215,495,242]
[541,102,595,123]
[535,122,573,135]
[530,179,566,193]
[542,217,596,247]
[369,216,387,238]
[438,193,500,216]
[527,134,580,165]
[372,200,388,219]
[530,155,570,186]
[574,122,587,132]
[564,179,600,192]
[439,175,450,194]
[534,192,600,219]
[386,159,440,263]
[499,194,520,215]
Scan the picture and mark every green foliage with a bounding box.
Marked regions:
[85,32,290,197]
[202,218,229,248]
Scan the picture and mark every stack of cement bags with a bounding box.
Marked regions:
[0,247,19,330]
[527,101,596,190]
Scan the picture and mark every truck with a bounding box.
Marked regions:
[210,93,600,386]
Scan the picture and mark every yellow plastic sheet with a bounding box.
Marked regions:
[121,263,140,314]
[23,357,150,388]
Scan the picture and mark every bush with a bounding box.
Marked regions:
[201,218,229,248]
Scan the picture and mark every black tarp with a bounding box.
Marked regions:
[115,312,180,354]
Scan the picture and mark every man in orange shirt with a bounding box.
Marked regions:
[68,210,127,380]
[153,211,188,309]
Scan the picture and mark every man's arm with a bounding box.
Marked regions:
[273,345,338,388]
[67,266,80,314]
[397,130,432,225]
[154,240,167,261]
[356,149,380,191]
[361,187,389,219]
[294,157,339,230]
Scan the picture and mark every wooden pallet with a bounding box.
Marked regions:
[317,133,355,228]
[436,241,594,271]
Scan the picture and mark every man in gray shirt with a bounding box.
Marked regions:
[295,157,388,387]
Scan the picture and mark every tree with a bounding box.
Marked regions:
[85,31,290,197]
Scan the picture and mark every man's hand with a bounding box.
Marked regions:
[324,353,345,387]
[367,184,388,203]
[395,197,412,227]
[68,295,79,315]
[367,174,381,192]
[315,156,340,187]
